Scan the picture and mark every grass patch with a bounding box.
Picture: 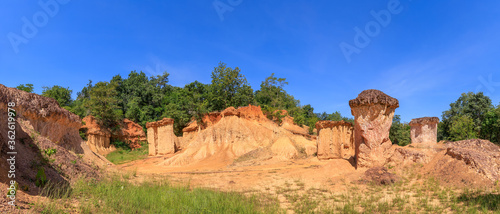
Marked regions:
[35,174,282,213]
[106,143,148,165]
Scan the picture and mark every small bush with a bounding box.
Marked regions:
[36,167,48,187]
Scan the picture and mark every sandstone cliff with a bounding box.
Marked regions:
[0,84,101,197]
[315,120,354,160]
[0,84,82,153]
[161,105,317,166]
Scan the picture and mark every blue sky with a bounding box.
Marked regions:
[2,1,500,122]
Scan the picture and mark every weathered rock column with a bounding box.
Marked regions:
[409,117,439,144]
[146,118,175,156]
[349,89,399,168]
[315,120,354,160]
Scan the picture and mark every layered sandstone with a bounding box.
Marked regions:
[409,117,439,144]
[162,105,316,166]
[115,118,146,149]
[0,84,83,153]
[315,120,354,160]
[349,89,399,168]
[146,118,176,156]
[81,116,115,156]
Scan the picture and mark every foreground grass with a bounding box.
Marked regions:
[106,143,149,165]
[268,165,500,213]
[34,164,500,213]
[35,173,282,213]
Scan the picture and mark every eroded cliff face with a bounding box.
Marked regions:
[349,89,399,168]
[146,118,176,156]
[315,120,354,160]
[0,84,101,197]
[0,84,83,153]
[81,116,114,156]
[409,117,439,145]
[162,105,317,166]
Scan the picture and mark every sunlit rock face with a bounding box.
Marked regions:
[146,118,176,156]
[349,89,399,168]
[0,84,82,153]
[409,117,439,144]
[315,120,354,160]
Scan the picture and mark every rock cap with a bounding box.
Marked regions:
[349,89,399,108]
[146,118,174,128]
[315,120,353,131]
[409,117,439,126]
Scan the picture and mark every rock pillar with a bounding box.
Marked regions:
[349,89,399,168]
[146,118,175,156]
[409,117,439,144]
[315,120,354,160]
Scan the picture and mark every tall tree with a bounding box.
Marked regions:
[84,81,123,129]
[441,92,493,140]
[209,62,254,111]
[16,84,34,93]
[255,73,297,109]
[449,115,477,141]
[481,105,500,144]
[41,85,73,107]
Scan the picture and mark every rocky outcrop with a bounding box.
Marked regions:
[115,119,146,149]
[81,116,146,155]
[81,116,115,156]
[0,84,83,153]
[162,105,316,166]
[146,118,176,156]
[0,84,100,196]
[409,117,439,144]
[349,89,399,168]
[388,146,433,165]
[315,120,354,160]
[445,139,500,182]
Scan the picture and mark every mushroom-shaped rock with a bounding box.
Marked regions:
[315,120,354,160]
[409,117,439,144]
[349,89,399,168]
[146,118,176,156]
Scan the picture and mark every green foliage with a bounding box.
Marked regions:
[317,111,355,124]
[79,128,87,141]
[163,81,210,136]
[16,83,34,93]
[106,143,149,165]
[42,85,73,107]
[111,140,131,150]
[36,167,48,187]
[84,81,123,129]
[441,92,493,141]
[481,106,500,144]
[255,73,297,110]
[43,148,57,157]
[449,115,477,141]
[113,71,170,128]
[209,62,254,111]
[7,181,18,197]
[390,115,411,146]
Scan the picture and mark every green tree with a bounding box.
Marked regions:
[84,81,123,129]
[441,92,493,141]
[449,115,477,141]
[481,106,500,144]
[255,73,297,109]
[113,71,170,127]
[389,115,411,146]
[209,62,254,111]
[163,81,210,136]
[41,85,73,107]
[70,80,93,118]
[16,84,34,93]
